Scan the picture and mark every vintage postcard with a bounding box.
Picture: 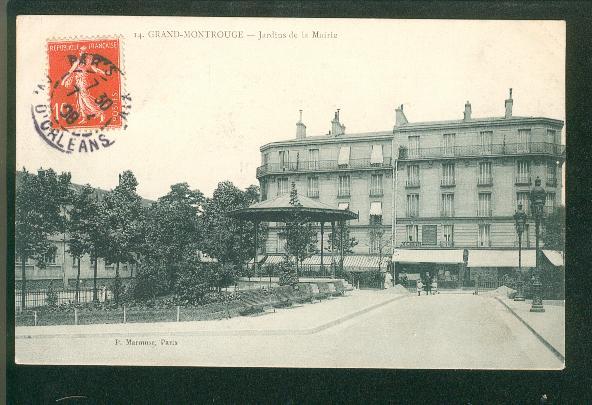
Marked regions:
[14,16,565,369]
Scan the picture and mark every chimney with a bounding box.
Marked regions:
[331,109,345,136]
[296,109,306,139]
[37,168,45,177]
[463,101,472,121]
[505,88,513,118]
[395,104,408,126]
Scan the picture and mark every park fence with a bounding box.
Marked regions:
[15,287,112,310]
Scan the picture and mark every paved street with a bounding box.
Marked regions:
[16,291,563,369]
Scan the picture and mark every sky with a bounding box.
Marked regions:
[16,17,565,200]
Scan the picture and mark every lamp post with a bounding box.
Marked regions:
[529,177,546,313]
[513,203,527,301]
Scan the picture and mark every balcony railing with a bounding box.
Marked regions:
[440,178,456,187]
[400,241,422,247]
[257,157,393,177]
[440,210,455,218]
[337,190,351,198]
[515,176,532,186]
[307,190,319,198]
[369,189,384,197]
[477,176,493,186]
[440,240,454,247]
[405,179,420,188]
[398,142,565,160]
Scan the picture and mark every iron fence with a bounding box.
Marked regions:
[15,287,112,310]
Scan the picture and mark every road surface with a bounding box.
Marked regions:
[15,293,563,369]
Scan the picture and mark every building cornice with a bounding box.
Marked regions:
[393,116,564,133]
[260,133,393,152]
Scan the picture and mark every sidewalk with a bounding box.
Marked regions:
[495,297,565,360]
[16,289,410,339]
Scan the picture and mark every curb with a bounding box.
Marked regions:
[16,293,410,340]
[495,297,564,363]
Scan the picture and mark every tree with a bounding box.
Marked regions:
[202,181,265,267]
[15,168,70,309]
[326,220,358,271]
[67,184,109,302]
[103,171,145,303]
[542,205,565,251]
[368,221,391,272]
[142,182,205,291]
[278,183,318,275]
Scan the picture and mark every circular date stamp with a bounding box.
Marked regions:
[31,38,131,154]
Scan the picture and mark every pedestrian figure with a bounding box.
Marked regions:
[416,279,423,296]
[425,275,432,295]
[431,277,438,294]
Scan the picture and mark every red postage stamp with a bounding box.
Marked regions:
[47,38,122,130]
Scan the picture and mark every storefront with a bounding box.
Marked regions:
[393,249,465,288]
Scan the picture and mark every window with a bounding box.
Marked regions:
[443,133,455,156]
[370,233,381,254]
[260,180,268,201]
[369,202,382,225]
[338,146,351,167]
[370,144,384,165]
[442,163,455,186]
[263,152,269,166]
[516,160,530,184]
[338,175,351,197]
[480,131,493,154]
[309,149,319,170]
[517,129,531,153]
[277,178,289,195]
[44,247,57,265]
[370,174,383,196]
[443,225,454,246]
[546,162,557,186]
[307,176,319,198]
[406,225,419,242]
[277,234,287,253]
[408,136,420,157]
[441,193,454,217]
[278,150,289,169]
[545,192,555,214]
[478,193,491,217]
[72,256,78,266]
[407,194,419,217]
[478,162,492,185]
[521,224,530,248]
[546,129,556,144]
[478,224,491,247]
[407,164,420,187]
[517,192,530,214]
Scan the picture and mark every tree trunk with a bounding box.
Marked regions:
[92,253,98,302]
[21,255,26,310]
[115,262,120,304]
[75,257,81,303]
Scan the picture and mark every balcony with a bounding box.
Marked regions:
[477,176,493,186]
[477,209,493,217]
[405,179,420,188]
[440,178,456,187]
[440,240,455,247]
[256,157,393,178]
[337,190,351,198]
[369,188,384,197]
[400,241,422,248]
[440,210,455,218]
[397,142,565,161]
[307,190,319,198]
[546,178,557,187]
[515,176,532,186]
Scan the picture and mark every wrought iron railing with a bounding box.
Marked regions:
[477,176,493,186]
[398,142,565,160]
[405,179,420,188]
[441,178,456,187]
[256,157,393,177]
[369,189,384,197]
[515,176,532,186]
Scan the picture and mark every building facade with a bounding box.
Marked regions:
[257,92,565,283]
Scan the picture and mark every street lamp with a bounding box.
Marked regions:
[529,177,546,313]
[513,203,527,301]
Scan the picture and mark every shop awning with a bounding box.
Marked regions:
[247,255,267,264]
[467,249,536,268]
[338,146,351,166]
[393,249,464,264]
[263,255,285,265]
[370,144,384,164]
[369,201,382,216]
[343,255,383,268]
[543,250,564,267]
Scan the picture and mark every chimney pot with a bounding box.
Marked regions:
[331,109,344,136]
[395,105,408,126]
[296,109,306,139]
[505,88,513,118]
